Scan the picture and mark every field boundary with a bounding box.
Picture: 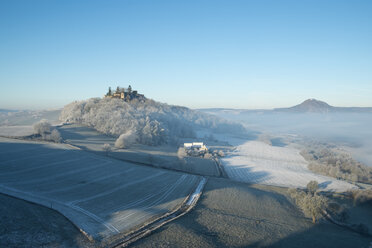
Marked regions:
[63,140,220,178]
[110,177,207,248]
[214,158,228,178]
[322,210,372,237]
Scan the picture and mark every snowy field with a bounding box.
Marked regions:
[0,125,34,137]
[221,140,357,192]
[0,137,201,241]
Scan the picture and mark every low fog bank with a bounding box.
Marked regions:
[0,109,61,126]
[201,110,372,167]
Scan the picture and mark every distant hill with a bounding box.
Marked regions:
[198,99,372,114]
[275,99,372,113]
[275,99,332,113]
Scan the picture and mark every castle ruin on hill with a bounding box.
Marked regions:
[105,85,145,102]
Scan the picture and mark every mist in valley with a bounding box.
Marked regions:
[202,109,372,167]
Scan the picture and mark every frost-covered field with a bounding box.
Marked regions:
[0,137,200,241]
[58,124,220,177]
[0,125,34,137]
[222,140,356,192]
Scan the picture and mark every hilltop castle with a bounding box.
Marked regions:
[105,85,145,102]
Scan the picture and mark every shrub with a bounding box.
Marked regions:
[32,120,62,143]
[349,189,372,205]
[177,147,187,159]
[115,130,137,149]
[102,143,111,155]
[203,152,213,159]
[217,150,225,157]
[50,129,62,143]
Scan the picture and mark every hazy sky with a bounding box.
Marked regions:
[1,0,371,110]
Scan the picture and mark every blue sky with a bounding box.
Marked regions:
[0,0,371,110]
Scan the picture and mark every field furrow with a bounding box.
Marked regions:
[0,137,200,240]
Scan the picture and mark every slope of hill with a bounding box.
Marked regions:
[200,99,372,114]
[60,97,245,146]
[275,99,372,113]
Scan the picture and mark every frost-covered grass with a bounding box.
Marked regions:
[58,124,220,177]
[221,140,357,192]
[0,125,34,137]
[0,137,201,241]
[132,178,372,248]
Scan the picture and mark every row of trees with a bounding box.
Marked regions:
[349,189,372,205]
[59,97,245,147]
[301,143,372,184]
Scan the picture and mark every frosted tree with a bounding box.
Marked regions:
[177,147,187,159]
[50,129,62,143]
[300,193,328,223]
[289,181,328,224]
[115,130,137,149]
[33,119,51,136]
[306,181,319,195]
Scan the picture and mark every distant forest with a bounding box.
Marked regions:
[301,143,372,184]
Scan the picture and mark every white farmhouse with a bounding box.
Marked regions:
[183,142,208,152]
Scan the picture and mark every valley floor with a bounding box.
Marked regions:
[220,139,356,192]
